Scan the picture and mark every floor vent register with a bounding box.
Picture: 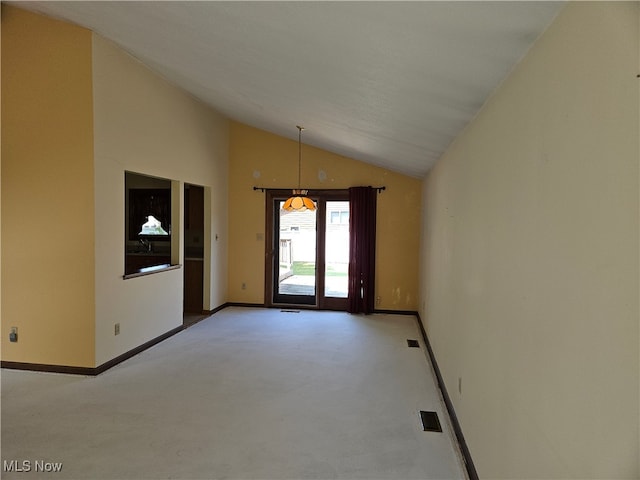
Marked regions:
[419,411,443,432]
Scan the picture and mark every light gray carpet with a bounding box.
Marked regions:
[1,307,466,479]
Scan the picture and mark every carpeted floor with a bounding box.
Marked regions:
[1,307,466,479]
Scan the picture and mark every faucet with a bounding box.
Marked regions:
[139,238,152,253]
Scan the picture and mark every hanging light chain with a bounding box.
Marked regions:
[297,125,304,189]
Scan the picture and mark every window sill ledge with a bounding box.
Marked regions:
[123,264,181,280]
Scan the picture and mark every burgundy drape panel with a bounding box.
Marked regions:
[348,186,377,314]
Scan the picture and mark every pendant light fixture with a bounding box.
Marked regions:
[282,126,316,211]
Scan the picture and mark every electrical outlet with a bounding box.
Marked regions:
[114,323,120,336]
[376,296,381,306]
[241,282,246,290]
[9,327,18,343]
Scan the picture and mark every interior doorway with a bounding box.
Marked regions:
[183,183,205,323]
[265,190,350,311]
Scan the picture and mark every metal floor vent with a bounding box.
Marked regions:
[280,309,300,313]
[419,411,443,432]
[407,339,420,348]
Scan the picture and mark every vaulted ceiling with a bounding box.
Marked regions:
[16,1,563,178]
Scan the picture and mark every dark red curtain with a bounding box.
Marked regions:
[348,186,377,314]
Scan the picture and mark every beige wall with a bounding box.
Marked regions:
[420,2,639,478]
[92,35,229,366]
[228,122,421,310]
[1,6,96,367]
[1,7,229,368]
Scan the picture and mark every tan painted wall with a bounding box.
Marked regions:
[419,2,639,478]
[228,122,421,310]
[92,35,229,366]
[1,6,95,367]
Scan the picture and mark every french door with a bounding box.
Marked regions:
[265,189,349,310]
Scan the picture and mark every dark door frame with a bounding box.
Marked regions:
[265,189,349,311]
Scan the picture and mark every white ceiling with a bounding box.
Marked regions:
[16,1,563,178]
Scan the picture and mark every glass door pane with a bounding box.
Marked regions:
[324,201,349,298]
[274,200,317,304]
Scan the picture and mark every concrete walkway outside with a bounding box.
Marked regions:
[279,275,348,297]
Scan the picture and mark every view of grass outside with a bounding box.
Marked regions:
[292,261,347,277]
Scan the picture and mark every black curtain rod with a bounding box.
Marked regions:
[253,186,386,193]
